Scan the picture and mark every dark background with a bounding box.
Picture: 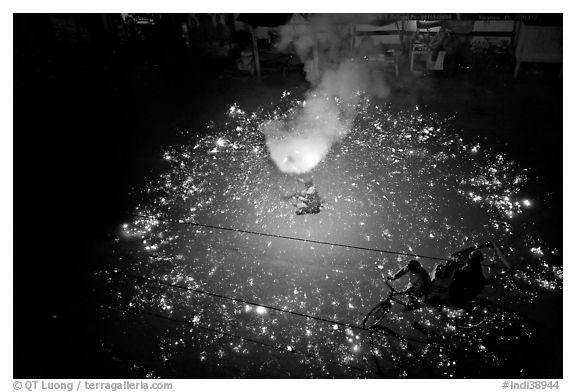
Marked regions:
[14,13,562,377]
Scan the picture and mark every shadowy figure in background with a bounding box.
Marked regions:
[448,249,487,308]
[387,242,509,312]
[423,241,512,310]
[446,241,509,308]
[282,178,324,215]
[387,259,431,311]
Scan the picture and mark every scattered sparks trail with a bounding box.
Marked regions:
[108,96,561,377]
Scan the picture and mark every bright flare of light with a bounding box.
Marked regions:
[530,247,544,256]
[119,95,558,378]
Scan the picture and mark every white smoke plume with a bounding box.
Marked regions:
[262,14,391,174]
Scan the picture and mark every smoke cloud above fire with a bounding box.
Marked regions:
[262,14,390,174]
